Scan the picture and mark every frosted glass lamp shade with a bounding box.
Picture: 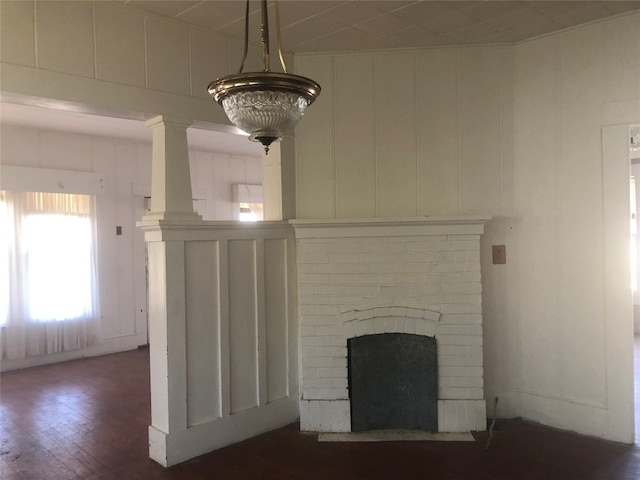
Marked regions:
[208,72,320,152]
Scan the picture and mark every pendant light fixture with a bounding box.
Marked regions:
[208,0,321,154]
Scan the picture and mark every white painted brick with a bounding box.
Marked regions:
[317,367,347,378]
[437,325,483,336]
[465,262,481,272]
[448,235,479,241]
[303,315,343,326]
[315,285,348,295]
[439,366,483,377]
[328,253,361,264]
[346,285,378,295]
[454,250,480,262]
[332,336,345,346]
[389,306,407,317]
[343,321,355,339]
[298,273,330,284]
[376,241,408,253]
[407,241,451,252]
[404,317,416,334]
[298,285,315,296]
[314,264,340,274]
[302,336,334,347]
[304,357,336,367]
[414,319,428,336]
[401,263,434,273]
[315,325,344,336]
[436,335,483,346]
[374,317,386,333]
[440,376,484,388]
[391,273,427,284]
[441,282,482,295]
[300,326,316,337]
[305,378,336,388]
[359,253,424,264]
[303,388,348,400]
[432,262,466,273]
[362,320,375,335]
[313,305,343,316]
[302,367,318,378]
[440,314,482,324]
[450,240,479,250]
[315,346,347,358]
[299,295,331,306]
[330,273,364,284]
[369,263,404,274]
[456,272,481,283]
[445,294,482,305]
[298,253,329,264]
[299,400,311,430]
[330,296,365,306]
[382,317,395,332]
[330,378,348,389]
[338,263,370,274]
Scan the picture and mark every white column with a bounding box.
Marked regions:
[261,136,296,220]
[144,115,201,222]
[142,115,199,466]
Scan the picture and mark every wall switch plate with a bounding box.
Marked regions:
[492,245,506,264]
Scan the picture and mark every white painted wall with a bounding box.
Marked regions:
[0,123,261,370]
[295,12,640,443]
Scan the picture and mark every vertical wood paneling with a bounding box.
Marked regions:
[228,239,258,413]
[556,27,606,406]
[416,50,459,215]
[264,239,289,402]
[458,48,502,215]
[375,53,417,217]
[0,1,35,67]
[94,5,145,87]
[185,241,221,425]
[146,20,190,95]
[190,30,229,100]
[514,38,562,399]
[36,1,94,78]
[335,55,375,218]
[295,56,335,218]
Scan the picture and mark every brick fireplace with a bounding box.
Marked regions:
[291,217,490,433]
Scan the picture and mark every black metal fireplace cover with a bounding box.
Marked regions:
[348,333,437,432]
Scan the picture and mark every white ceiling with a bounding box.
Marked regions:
[122,0,640,53]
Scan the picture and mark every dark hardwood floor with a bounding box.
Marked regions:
[1,347,640,479]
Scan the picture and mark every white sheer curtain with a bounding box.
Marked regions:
[0,190,102,360]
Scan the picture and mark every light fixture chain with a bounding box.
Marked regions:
[261,0,270,72]
[237,0,250,73]
[275,0,288,74]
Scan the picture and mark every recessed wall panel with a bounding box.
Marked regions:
[264,239,288,402]
[185,241,221,425]
[37,1,94,78]
[146,20,190,94]
[0,1,35,67]
[458,48,502,215]
[335,55,375,218]
[416,50,459,215]
[228,239,258,413]
[295,56,335,218]
[95,5,145,87]
[375,53,417,217]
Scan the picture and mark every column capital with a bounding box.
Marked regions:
[145,115,193,130]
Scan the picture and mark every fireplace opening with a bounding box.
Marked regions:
[347,333,438,432]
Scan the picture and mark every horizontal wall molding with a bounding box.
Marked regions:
[0,165,105,195]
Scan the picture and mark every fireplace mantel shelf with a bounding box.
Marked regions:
[290,216,491,239]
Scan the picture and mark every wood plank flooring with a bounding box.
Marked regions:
[1,347,639,479]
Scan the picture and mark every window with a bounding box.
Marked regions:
[0,190,101,359]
